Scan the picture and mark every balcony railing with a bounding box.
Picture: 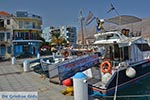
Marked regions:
[0,26,7,30]
[15,12,42,20]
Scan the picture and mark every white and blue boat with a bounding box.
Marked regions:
[88,16,150,97]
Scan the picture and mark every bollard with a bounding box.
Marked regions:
[73,72,88,100]
[23,59,30,72]
[37,53,40,59]
[12,57,16,64]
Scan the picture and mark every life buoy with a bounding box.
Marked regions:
[100,61,112,74]
[64,51,69,57]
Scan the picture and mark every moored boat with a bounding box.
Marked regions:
[88,25,150,97]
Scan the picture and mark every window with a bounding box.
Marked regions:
[32,22,36,28]
[123,47,129,60]
[0,33,5,41]
[25,21,32,28]
[7,32,10,40]
[7,19,10,25]
[7,46,11,53]
[0,45,6,56]
[0,19,4,27]
[136,43,150,51]
[19,21,23,28]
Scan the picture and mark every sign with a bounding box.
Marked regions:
[0,92,38,100]
[58,54,99,82]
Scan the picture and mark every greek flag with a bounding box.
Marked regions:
[85,11,95,25]
[107,3,115,13]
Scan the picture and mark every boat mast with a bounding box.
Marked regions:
[80,10,84,48]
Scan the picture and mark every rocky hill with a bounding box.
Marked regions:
[77,18,150,42]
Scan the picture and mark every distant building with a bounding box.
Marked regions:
[42,27,51,42]
[65,26,77,48]
[0,11,42,59]
[43,26,77,48]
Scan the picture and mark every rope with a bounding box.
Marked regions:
[113,69,119,100]
[102,94,150,98]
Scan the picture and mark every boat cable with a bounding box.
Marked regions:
[101,94,150,98]
[113,69,119,100]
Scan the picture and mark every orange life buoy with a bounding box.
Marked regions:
[64,51,69,57]
[100,61,112,74]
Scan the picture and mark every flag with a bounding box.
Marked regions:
[107,3,115,13]
[85,11,95,25]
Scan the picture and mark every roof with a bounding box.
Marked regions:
[105,15,142,25]
[0,11,11,17]
[93,31,147,47]
[12,40,42,43]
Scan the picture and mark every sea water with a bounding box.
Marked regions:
[104,77,150,100]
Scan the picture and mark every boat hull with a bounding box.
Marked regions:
[90,59,150,96]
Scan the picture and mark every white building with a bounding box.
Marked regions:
[43,26,77,47]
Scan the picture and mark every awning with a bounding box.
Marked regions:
[12,40,42,43]
[105,15,142,25]
[13,29,42,33]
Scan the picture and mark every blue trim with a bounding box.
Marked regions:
[73,72,87,79]
[90,91,106,97]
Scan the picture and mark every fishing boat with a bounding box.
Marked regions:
[87,15,150,97]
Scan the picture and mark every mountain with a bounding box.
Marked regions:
[77,18,150,42]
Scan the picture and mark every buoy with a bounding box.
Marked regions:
[102,73,112,84]
[61,86,74,96]
[62,78,72,86]
[100,61,112,74]
[126,67,136,78]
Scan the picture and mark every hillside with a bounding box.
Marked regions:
[77,18,150,42]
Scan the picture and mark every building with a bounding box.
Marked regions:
[65,26,77,48]
[43,26,77,48]
[0,11,13,59]
[42,27,51,42]
[0,11,42,59]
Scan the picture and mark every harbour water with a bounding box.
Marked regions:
[102,77,150,100]
[116,77,150,100]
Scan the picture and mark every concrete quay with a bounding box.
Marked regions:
[0,60,74,100]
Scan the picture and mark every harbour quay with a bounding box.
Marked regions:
[0,60,74,100]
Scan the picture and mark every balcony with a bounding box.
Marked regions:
[15,11,42,21]
[0,27,6,30]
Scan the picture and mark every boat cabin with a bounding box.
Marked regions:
[93,31,150,65]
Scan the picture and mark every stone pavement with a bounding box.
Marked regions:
[0,60,74,100]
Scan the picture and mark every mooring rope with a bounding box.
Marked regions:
[103,94,150,98]
[113,69,119,100]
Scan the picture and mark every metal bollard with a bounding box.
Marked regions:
[23,59,30,72]
[73,72,88,100]
[37,53,40,59]
[12,57,16,64]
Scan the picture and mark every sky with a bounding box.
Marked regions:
[1,0,150,29]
